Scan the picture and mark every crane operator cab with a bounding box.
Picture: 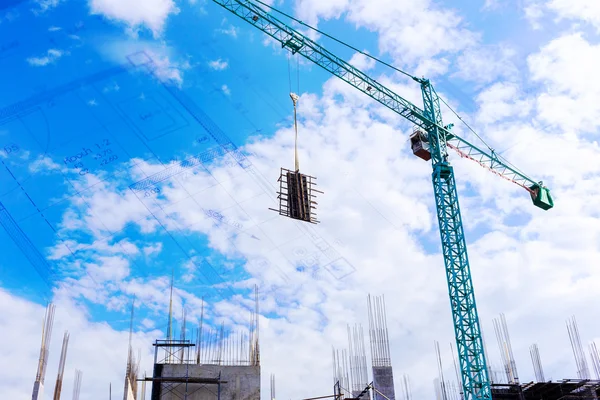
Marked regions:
[410,127,431,161]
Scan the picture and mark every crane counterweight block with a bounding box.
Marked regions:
[529,183,554,210]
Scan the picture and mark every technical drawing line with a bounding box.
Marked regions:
[130,188,239,304]
[1,157,77,258]
[129,143,238,192]
[0,201,53,288]
[158,78,251,169]
[0,63,149,123]
[0,0,25,11]
[157,65,355,281]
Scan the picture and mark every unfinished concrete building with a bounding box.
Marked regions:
[368,294,396,400]
[146,287,261,400]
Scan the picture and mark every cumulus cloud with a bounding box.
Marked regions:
[32,0,62,14]
[26,48,64,66]
[476,82,533,125]
[528,32,600,133]
[454,44,518,85]
[3,2,600,400]
[294,0,478,68]
[546,0,600,32]
[29,155,63,173]
[88,0,180,38]
[0,288,159,399]
[221,84,231,95]
[209,58,229,70]
[98,38,189,86]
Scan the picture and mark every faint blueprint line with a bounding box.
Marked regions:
[0,200,52,288]
[0,0,25,11]
[129,143,238,192]
[0,61,150,124]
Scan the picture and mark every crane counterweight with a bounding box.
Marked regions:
[529,184,554,210]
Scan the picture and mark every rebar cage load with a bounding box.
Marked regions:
[270,168,322,223]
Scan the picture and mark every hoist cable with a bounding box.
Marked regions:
[250,0,416,80]
[249,0,524,178]
[291,93,300,171]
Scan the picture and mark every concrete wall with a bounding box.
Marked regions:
[151,364,260,400]
[373,366,395,400]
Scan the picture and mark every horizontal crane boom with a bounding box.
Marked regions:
[211,0,553,210]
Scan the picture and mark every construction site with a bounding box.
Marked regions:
[28,290,600,400]
[1,0,598,399]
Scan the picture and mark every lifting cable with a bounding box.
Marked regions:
[251,0,415,80]
[288,53,301,171]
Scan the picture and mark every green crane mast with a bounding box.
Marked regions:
[207,1,554,399]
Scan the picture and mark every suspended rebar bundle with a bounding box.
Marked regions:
[33,302,56,400]
[269,93,322,223]
[367,294,392,367]
[71,370,82,400]
[567,315,590,379]
[52,331,70,400]
[529,344,545,382]
[590,342,600,380]
[493,314,519,384]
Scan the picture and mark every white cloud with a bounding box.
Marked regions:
[4,4,600,400]
[348,52,376,71]
[88,0,180,38]
[523,1,546,29]
[482,0,503,10]
[32,0,62,14]
[454,44,517,85]
[476,82,533,125]
[209,58,229,70]
[547,0,600,32]
[294,0,478,68]
[26,49,64,67]
[527,32,600,133]
[221,84,231,95]
[216,25,239,38]
[143,243,163,256]
[29,155,62,174]
[98,38,187,86]
[0,288,160,400]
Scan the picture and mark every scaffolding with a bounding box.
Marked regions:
[146,339,228,399]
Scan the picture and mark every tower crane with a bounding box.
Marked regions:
[206,1,554,399]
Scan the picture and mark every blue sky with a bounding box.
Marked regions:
[1,0,600,399]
